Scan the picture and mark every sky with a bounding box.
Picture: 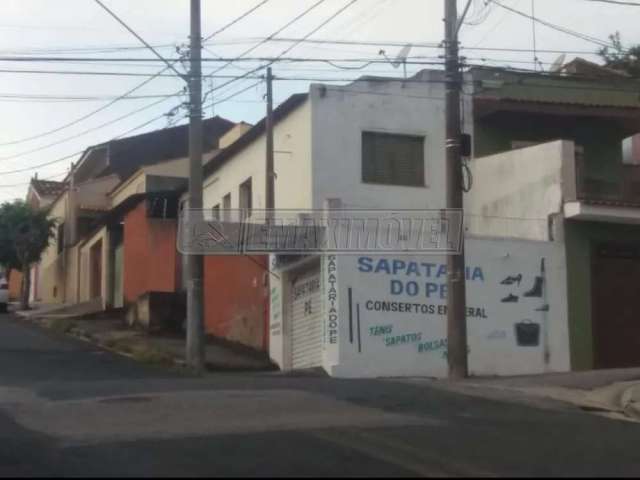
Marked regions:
[0,0,638,201]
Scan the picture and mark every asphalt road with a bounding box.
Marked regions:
[1,312,640,477]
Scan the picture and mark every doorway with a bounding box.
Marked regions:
[90,240,103,300]
[592,242,640,368]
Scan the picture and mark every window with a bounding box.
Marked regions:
[212,204,220,220]
[222,193,231,221]
[362,131,425,187]
[147,195,178,219]
[57,223,65,254]
[239,178,252,217]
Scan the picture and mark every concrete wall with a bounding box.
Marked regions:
[39,192,68,303]
[75,175,120,210]
[123,200,178,304]
[309,72,453,210]
[63,245,81,304]
[270,237,571,378]
[465,140,571,241]
[219,122,252,149]
[201,100,311,352]
[473,108,629,187]
[203,256,269,351]
[203,99,312,210]
[268,254,285,366]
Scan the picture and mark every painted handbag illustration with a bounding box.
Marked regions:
[514,320,541,347]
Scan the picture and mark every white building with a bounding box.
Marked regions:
[201,70,572,378]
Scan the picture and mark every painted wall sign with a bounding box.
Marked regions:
[323,238,570,378]
[326,256,338,345]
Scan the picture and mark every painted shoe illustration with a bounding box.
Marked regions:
[500,274,522,286]
[501,293,519,303]
[535,304,550,312]
[524,276,543,298]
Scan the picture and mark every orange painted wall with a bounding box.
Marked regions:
[204,255,269,352]
[123,201,178,304]
[8,269,22,301]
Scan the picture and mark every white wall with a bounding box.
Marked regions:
[329,237,570,378]
[270,237,571,379]
[309,71,450,210]
[268,254,285,367]
[203,100,313,211]
[465,140,572,241]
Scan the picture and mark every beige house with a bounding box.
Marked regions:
[37,116,238,311]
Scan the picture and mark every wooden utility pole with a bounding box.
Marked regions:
[265,67,275,213]
[444,0,469,379]
[186,0,205,371]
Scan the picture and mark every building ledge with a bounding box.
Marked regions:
[564,201,640,224]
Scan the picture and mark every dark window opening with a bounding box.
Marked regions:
[57,223,65,254]
[239,178,252,217]
[362,131,425,187]
[222,193,231,221]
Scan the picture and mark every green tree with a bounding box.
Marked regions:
[0,200,56,310]
[599,32,640,77]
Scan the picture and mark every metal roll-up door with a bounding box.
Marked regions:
[290,266,322,369]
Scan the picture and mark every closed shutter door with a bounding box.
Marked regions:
[290,267,323,369]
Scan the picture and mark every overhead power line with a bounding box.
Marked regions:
[0,0,269,147]
[488,0,618,48]
[586,0,640,5]
[202,0,271,43]
[202,0,359,99]
[0,171,68,189]
[210,36,442,49]
[203,35,612,56]
[0,55,413,63]
[0,78,264,178]
[0,94,180,162]
[0,92,178,102]
[92,0,185,79]
[203,0,328,89]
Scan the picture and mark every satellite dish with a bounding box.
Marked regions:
[392,43,413,68]
[549,53,566,73]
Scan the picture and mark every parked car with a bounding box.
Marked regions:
[0,277,8,313]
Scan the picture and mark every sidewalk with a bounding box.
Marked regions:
[404,368,640,422]
[621,383,640,420]
[13,303,275,372]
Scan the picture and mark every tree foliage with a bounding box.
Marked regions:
[599,32,640,77]
[0,200,56,308]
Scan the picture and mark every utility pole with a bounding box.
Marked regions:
[265,67,275,214]
[444,0,468,379]
[186,0,205,371]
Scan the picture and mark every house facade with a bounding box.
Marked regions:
[38,116,236,325]
[7,178,66,303]
[466,62,640,371]
[199,69,573,377]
